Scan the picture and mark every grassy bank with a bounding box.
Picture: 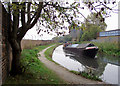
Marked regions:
[74,41,120,57]
[4,44,65,84]
[70,70,102,81]
[44,44,58,62]
[44,44,62,66]
[92,42,120,56]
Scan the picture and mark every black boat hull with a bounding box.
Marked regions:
[63,47,98,58]
[83,48,98,58]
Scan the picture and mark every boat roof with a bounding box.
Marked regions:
[67,43,95,48]
[77,43,95,48]
[67,44,79,48]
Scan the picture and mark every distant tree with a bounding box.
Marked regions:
[64,35,72,42]
[52,35,72,43]
[80,12,107,41]
[68,23,82,42]
[85,13,107,31]
[81,24,101,41]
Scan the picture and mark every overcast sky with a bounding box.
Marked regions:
[24,1,119,40]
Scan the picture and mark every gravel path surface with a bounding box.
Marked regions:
[38,45,105,84]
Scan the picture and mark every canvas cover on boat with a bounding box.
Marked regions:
[67,43,95,48]
[77,43,95,48]
[67,44,79,48]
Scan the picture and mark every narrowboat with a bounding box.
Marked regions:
[63,43,98,58]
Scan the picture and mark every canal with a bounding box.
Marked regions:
[52,45,120,84]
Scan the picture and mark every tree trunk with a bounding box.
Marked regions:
[7,2,43,76]
[9,39,22,76]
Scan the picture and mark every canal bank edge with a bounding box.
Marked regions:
[38,45,105,84]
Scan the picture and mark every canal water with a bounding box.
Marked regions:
[52,45,120,84]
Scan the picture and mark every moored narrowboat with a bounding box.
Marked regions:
[63,43,98,58]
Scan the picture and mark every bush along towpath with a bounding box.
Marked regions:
[38,45,105,84]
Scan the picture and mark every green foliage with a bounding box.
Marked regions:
[44,45,57,62]
[72,41,81,44]
[70,70,102,81]
[80,71,101,81]
[69,23,80,30]
[92,42,120,57]
[4,44,65,84]
[86,13,107,30]
[80,23,86,31]
[44,44,60,66]
[64,35,72,42]
[80,13,107,41]
[70,70,80,75]
[81,25,101,41]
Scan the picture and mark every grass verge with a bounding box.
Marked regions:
[92,42,120,57]
[70,70,102,81]
[4,44,65,84]
[44,44,60,65]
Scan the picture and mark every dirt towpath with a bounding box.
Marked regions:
[38,45,105,84]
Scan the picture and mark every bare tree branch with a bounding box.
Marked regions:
[27,2,31,22]
[18,2,43,40]
[21,2,26,28]
[12,2,19,38]
[101,2,112,10]
[27,2,43,29]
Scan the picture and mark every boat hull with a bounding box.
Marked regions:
[83,48,98,58]
[63,47,98,58]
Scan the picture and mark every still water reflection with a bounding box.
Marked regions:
[52,45,120,84]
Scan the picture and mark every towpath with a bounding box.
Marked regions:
[38,45,105,84]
